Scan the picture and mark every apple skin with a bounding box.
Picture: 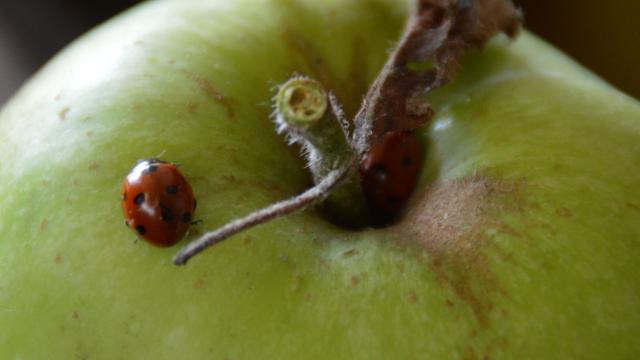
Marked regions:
[1,0,639,358]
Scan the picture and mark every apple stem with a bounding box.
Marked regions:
[172,0,522,265]
[172,158,355,266]
[273,76,353,182]
[273,77,369,227]
[174,79,368,265]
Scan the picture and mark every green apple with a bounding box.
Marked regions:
[1,0,639,358]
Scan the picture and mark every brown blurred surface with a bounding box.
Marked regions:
[0,0,638,105]
[516,0,640,99]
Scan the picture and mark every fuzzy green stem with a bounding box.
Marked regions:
[276,78,328,126]
[275,77,368,227]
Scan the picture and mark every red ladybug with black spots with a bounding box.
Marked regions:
[122,159,196,247]
[360,130,421,225]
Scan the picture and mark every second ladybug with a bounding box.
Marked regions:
[359,131,421,225]
[121,158,197,247]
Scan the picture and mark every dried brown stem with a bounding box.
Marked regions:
[353,0,521,155]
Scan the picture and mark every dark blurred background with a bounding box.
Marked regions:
[0,0,638,105]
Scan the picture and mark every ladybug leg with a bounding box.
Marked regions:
[191,219,203,226]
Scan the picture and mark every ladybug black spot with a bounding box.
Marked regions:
[134,193,145,205]
[160,203,175,222]
[136,225,146,235]
[402,156,412,167]
[165,185,178,195]
[372,163,386,174]
[182,212,192,223]
[386,195,402,205]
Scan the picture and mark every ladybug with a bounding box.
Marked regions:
[121,158,197,247]
[359,130,421,225]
